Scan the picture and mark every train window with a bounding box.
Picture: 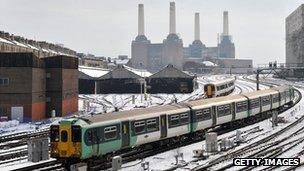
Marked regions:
[50,125,59,142]
[216,86,221,90]
[170,115,180,127]
[180,113,189,124]
[236,101,248,113]
[202,108,211,120]
[262,96,270,106]
[72,126,81,142]
[61,130,68,142]
[134,121,146,134]
[146,119,158,132]
[217,104,231,117]
[87,130,93,144]
[272,94,279,103]
[196,110,203,121]
[250,98,260,109]
[104,126,117,140]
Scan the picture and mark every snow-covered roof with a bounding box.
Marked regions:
[149,64,193,78]
[202,61,218,66]
[0,37,14,44]
[79,66,110,78]
[27,44,39,51]
[115,59,129,65]
[124,65,152,77]
[12,40,29,48]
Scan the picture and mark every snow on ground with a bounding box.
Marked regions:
[78,74,237,114]
[1,74,302,170]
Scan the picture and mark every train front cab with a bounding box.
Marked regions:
[50,121,82,159]
[204,84,215,98]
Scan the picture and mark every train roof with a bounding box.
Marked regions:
[184,94,246,110]
[205,77,235,86]
[271,85,291,92]
[82,103,189,124]
[240,88,278,99]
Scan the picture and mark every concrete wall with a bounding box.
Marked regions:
[286,4,304,66]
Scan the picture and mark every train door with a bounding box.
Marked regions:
[212,106,217,126]
[259,97,262,113]
[231,102,236,120]
[92,129,99,156]
[160,115,167,138]
[270,95,273,110]
[121,121,130,148]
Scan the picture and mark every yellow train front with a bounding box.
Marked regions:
[50,119,82,161]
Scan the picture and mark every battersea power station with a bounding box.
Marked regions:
[130,2,236,72]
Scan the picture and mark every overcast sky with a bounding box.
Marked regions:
[1,0,303,65]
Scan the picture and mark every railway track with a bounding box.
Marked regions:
[0,128,49,144]
[184,88,302,171]
[11,160,64,171]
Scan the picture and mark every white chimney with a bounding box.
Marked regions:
[194,12,200,40]
[223,11,229,35]
[169,2,176,34]
[138,4,145,35]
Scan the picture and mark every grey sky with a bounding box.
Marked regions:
[1,0,303,65]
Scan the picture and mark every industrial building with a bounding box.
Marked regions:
[0,53,46,121]
[286,4,304,66]
[284,4,304,79]
[148,65,196,93]
[131,3,239,73]
[44,55,78,117]
[0,52,78,122]
[96,65,149,94]
[131,2,184,72]
[79,71,96,94]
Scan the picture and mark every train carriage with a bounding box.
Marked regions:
[204,77,235,98]
[50,85,295,164]
[272,86,287,106]
[185,94,248,132]
[51,104,191,160]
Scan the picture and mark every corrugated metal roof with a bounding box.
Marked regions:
[149,64,193,78]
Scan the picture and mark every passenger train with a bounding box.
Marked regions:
[50,85,295,164]
[204,77,235,98]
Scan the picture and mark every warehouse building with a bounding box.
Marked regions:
[79,71,96,94]
[0,52,78,122]
[96,65,150,94]
[147,64,196,93]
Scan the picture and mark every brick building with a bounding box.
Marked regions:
[0,52,78,121]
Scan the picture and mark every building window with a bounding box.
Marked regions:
[0,78,9,86]
[0,107,8,117]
